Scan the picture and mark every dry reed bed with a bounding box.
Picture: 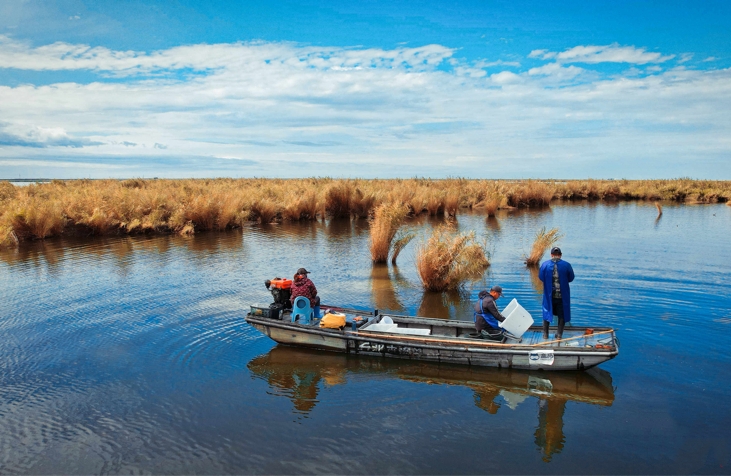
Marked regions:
[1,178,730,246]
[368,202,409,263]
[416,225,490,291]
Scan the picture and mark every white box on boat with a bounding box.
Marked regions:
[499,298,534,338]
[365,323,398,332]
[364,320,431,336]
[388,327,431,336]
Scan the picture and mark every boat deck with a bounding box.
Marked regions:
[503,328,616,348]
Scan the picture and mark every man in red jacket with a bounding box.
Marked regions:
[290,268,321,318]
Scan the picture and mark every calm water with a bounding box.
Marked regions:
[1,202,730,474]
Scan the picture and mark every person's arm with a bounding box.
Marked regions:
[539,262,550,287]
[483,299,505,322]
[566,262,575,283]
[306,280,318,301]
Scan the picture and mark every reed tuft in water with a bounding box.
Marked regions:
[655,202,663,217]
[369,202,409,263]
[390,230,416,265]
[444,192,460,217]
[416,226,490,291]
[525,227,562,267]
[483,193,502,217]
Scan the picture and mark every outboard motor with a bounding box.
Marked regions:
[264,278,293,318]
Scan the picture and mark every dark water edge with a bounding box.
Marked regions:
[1,202,730,474]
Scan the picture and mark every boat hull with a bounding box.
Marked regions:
[247,315,618,371]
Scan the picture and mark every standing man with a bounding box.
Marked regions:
[539,247,574,340]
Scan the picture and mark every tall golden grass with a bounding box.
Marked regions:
[525,227,562,267]
[369,202,409,263]
[1,178,730,246]
[415,225,490,291]
[391,230,416,265]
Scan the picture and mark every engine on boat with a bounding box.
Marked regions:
[256,278,293,319]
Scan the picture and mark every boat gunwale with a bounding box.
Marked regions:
[245,314,619,357]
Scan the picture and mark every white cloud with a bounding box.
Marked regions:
[528,49,555,60]
[678,53,694,64]
[0,122,101,148]
[489,71,521,84]
[528,62,584,80]
[0,35,454,75]
[0,38,729,178]
[537,44,675,64]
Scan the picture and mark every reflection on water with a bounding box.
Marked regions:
[1,203,731,473]
[370,264,403,312]
[249,346,614,462]
[485,215,501,232]
[528,266,544,295]
[416,289,470,319]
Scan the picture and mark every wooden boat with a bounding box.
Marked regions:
[245,305,619,371]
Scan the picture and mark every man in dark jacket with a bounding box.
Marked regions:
[539,247,575,339]
[290,267,321,318]
[474,285,506,335]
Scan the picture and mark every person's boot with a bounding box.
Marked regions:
[542,320,549,339]
[556,317,565,339]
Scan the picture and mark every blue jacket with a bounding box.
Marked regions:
[539,259,575,323]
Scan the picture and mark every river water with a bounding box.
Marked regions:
[1,202,730,474]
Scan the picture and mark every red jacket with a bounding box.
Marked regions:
[290,276,318,305]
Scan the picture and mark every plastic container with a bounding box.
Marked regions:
[270,278,292,289]
[499,298,534,338]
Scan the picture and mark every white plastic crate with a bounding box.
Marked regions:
[499,298,534,338]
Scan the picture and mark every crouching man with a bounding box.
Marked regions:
[474,285,506,339]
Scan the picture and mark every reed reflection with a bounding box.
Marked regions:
[416,289,470,319]
[369,264,403,313]
[176,230,244,257]
[485,216,501,232]
[0,239,66,272]
[264,221,320,241]
[133,235,172,256]
[106,237,135,277]
[324,218,356,241]
[248,346,614,462]
[528,266,544,296]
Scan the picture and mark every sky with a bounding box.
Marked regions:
[0,0,730,179]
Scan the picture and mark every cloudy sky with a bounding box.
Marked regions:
[1,0,730,179]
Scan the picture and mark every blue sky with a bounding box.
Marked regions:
[1,0,730,179]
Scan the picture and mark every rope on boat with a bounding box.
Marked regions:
[350,329,615,349]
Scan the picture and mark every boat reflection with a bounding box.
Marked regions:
[248,346,615,461]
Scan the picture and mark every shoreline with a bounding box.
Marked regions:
[1,178,729,247]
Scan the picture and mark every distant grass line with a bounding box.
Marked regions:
[1,178,730,246]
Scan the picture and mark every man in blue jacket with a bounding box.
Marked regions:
[539,247,575,340]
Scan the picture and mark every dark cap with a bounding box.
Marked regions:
[490,285,503,297]
[550,247,562,255]
[296,268,310,275]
